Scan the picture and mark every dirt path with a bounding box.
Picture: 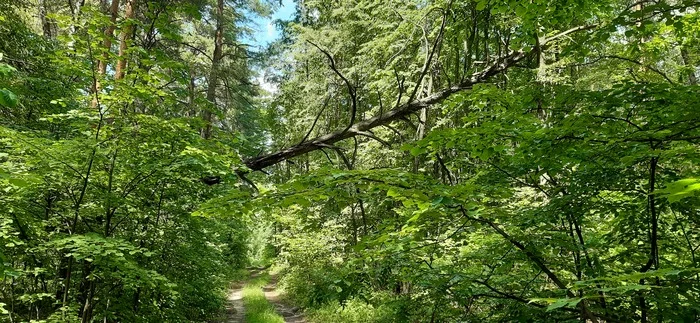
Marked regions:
[222,282,245,323]
[263,275,306,323]
[218,270,305,323]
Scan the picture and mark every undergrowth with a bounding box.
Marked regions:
[305,297,396,323]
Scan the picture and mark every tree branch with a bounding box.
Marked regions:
[244,49,528,171]
[241,24,596,172]
[408,6,448,103]
[356,131,391,147]
[298,96,330,145]
[307,40,357,134]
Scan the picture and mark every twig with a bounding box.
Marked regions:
[356,131,391,147]
[408,6,449,103]
[298,96,330,145]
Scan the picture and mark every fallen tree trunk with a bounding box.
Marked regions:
[243,50,528,171]
[240,25,595,172]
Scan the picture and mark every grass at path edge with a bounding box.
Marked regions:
[242,272,285,323]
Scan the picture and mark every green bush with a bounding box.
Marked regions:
[306,295,400,323]
[276,227,361,307]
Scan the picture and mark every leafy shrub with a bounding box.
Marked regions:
[276,225,361,307]
[306,296,398,323]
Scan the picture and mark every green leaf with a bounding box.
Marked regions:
[8,177,29,187]
[657,178,700,202]
[0,63,15,77]
[546,298,581,311]
[0,89,17,108]
[531,297,584,311]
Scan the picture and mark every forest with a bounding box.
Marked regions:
[0,0,699,322]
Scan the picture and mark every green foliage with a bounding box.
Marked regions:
[0,59,17,108]
[249,0,700,321]
[306,296,396,323]
[2,0,700,322]
[0,0,264,321]
[658,178,700,202]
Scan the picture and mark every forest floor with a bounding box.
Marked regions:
[221,269,305,323]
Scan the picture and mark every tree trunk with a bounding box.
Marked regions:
[115,0,135,80]
[203,0,225,139]
[91,0,120,108]
[188,69,196,117]
[78,263,96,323]
[38,0,54,38]
[680,47,697,85]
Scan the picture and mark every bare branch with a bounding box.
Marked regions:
[244,47,530,171]
[543,24,598,44]
[603,55,675,84]
[319,148,335,165]
[394,67,406,109]
[382,124,404,140]
[408,6,449,103]
[307,40,358,134]
[235,170,259,192]
[356,131,391,147]
[299,96,331,145]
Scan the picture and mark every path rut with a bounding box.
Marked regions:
[263,276,306,323]
[215,281,244,323]
[220,271,305,323]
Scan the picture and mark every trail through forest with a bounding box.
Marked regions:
[223,270,305,323]
[223,283,245,323]
[2,0,700,322]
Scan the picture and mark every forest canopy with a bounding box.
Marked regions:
[0,0,699,322]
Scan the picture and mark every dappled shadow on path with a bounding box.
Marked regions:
[210,281,245,323]
[213,268,304,323]
[263,275,306,323]
[211,268,304,323]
